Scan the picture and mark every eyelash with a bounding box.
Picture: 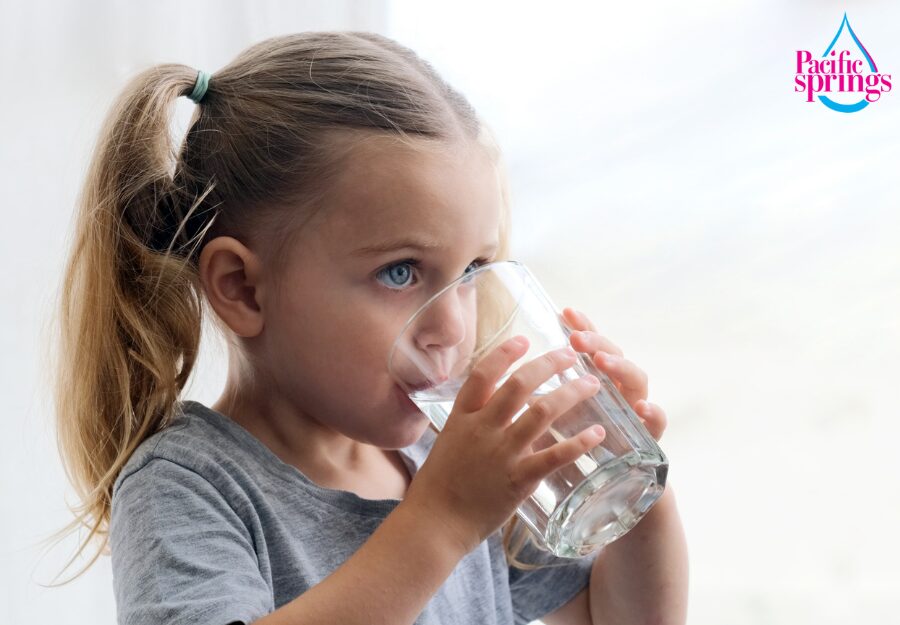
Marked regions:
[376,257,492,291]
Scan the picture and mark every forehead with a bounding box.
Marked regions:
[314,134,503,251]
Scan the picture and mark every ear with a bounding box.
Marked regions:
[198,236,266,338]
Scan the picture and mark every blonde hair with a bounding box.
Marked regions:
[46,30,544,586]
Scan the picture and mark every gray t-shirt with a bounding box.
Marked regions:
[110,399,596,625]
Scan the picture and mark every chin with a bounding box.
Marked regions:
[372,413,430,449]
[352,383,431,449]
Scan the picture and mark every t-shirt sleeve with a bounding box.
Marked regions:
[506,533,598,625]
[110,457,274,625]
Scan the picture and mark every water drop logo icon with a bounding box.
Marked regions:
[794,13,892,113]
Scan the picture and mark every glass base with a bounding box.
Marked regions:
[540,451,667,558]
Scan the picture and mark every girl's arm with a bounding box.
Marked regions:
[586,486,689,625]
[252,497,470,625]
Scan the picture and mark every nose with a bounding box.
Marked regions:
[413,285,470,355]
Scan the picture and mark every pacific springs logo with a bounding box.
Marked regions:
[795,13,891,113]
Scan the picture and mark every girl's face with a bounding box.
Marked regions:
[258,136,503,449]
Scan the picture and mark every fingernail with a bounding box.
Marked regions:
[564,346,577,357]
[582,374,600,385]
[598,352,617,364]
[589,425,605,440]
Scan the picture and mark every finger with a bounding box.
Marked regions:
[592,352,648,405]
[506,374,602,448]
[514,425,606,485]
[561,307,598,333]
[635,400,667,441]
[454,336,529,413]
[568,330,624,358]
[487,347,578,424]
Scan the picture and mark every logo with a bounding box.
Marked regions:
[794,13,891,113]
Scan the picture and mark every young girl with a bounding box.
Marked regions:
[53,31,688,624]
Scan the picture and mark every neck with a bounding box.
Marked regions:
[213,382,372,470]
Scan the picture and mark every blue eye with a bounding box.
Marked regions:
[460,260,484,283]
[376,258,490,292]
[377,260,417,290]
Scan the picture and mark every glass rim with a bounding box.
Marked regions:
[386,258,527,377]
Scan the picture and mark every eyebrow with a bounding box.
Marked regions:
[352,237,499,257]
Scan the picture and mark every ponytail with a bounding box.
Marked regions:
[45,64,211,585]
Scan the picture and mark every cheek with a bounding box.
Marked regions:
[310,312,404,380]
[275,280,422,382]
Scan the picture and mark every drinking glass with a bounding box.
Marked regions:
[388,260,668,557]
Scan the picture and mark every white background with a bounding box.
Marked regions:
[1,1,898,623]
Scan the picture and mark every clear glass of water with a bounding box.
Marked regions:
[387,260,668,558]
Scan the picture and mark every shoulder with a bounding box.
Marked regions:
[111,399,257,500]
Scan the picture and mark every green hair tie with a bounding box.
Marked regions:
[188,70,210,103]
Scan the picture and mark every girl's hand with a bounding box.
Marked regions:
[561,307,668,442]
[403,336,607,555]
